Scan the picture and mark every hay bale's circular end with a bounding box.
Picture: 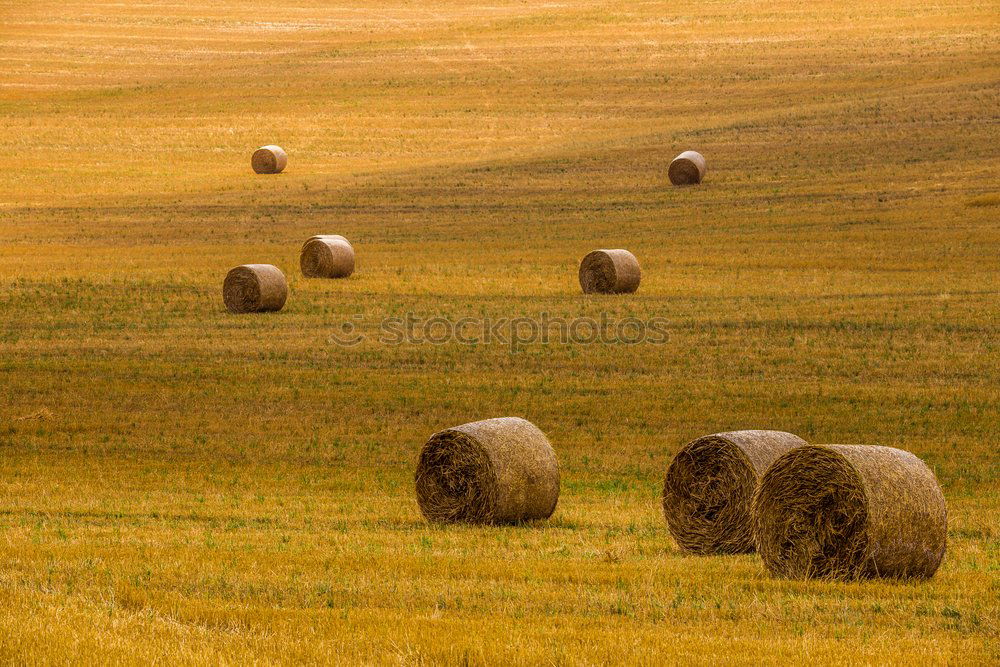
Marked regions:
[222,264,288,314]
[668,150,706,185]
[579,249,640,294]
[415,429,499,524]
[662,430,807,555]
[251,145,287,174]
[754,445,947,580]
[415,417,559,525]
[300,236,355,279]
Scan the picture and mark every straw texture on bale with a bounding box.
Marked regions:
[668,150,706,185]
[304,234,351,248]
[753,444,947,580]
[222,264,287,314]
[662,430,807,554]
[300,236,355,278]
[579,249,641,294]
[251,145,287,174]
[415,417,559,524]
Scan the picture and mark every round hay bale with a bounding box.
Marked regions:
[300,236,355,279]
[222,264,288,314]
[662,430,807,554]
[415,417,559,524]
[753,444,947,580]
[668,150,706,185]
[578,249,640,294]
[251,145,287,174]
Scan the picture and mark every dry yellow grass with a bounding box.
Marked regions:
[1,0,998,663]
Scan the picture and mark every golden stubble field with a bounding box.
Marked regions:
[1,0,998,662]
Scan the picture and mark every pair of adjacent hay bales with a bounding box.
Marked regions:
[579,249,641,294]
[662,431,947,580]
[415,417,559,524]
[223,235,355,314]
[252,145,287,174]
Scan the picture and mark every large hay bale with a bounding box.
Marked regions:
[300,236,355,278]
[251,145,287,174]
[753,444,947,580]
[662,430,807,554]
[222,264,288,314]
[415,417,559,524]
[668,150,706,185]
[578,249,641,294]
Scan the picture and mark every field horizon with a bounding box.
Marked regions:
[1,0,998,663]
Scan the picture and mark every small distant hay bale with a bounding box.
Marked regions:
[300,236,355,279]
[579,249,640,294]
[668,150,706,185]
[222,264,287,314]
[753,444,947,580]
[415,417,560,524]
[251,145,287,174]
[662,430,807,554]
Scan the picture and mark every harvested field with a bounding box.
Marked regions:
[0,0,997,662]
